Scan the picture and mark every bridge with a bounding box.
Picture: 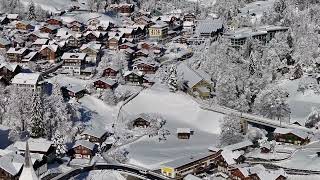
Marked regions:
[51,163,172,180]
[200,104,312,133]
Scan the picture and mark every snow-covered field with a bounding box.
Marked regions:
[278,77,320,125]
[122,84,223,169]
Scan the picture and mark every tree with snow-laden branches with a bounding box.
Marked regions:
[219,113,244,146]
[30,92,46,138]
[305,107,320,128]
[254,87,290,122]
[52,130,67,157]
[27,1,36,20]
[168,65,178,92]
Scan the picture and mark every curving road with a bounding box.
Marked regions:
[51,163,171,180]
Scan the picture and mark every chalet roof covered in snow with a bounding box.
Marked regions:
[150,21,168,28]
[223,140,253,151]
[40,45,58,52]
[7,14,19,20]
[221,150,244,165]
[0,153,24,176]
[176,128,191,134]
[13,138,52,153]
[61,53,86,60]
[95,78,116,86]
[7,47,27,54]
[0,63,18,72]
[224,25,289,39]
[80,42,102,52]
[123,70,144,77]
[161,151,214,169]
[274,128,309,139]
[73,140,96,150]
[82,127,108,138]
[65,84,86,93]
[33,38,49,45]
[11,73,41,85]
[177,63,211,88]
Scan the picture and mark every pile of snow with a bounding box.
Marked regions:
[73,170,126,180]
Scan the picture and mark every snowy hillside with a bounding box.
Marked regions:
[21,0,74,13]
[122,84,223,169]
[186,0,217,6]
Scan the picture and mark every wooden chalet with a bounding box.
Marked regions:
[273,128,310,145]
[132,60,159,74]
[46,18,62,26]
[102,66,120,78]
[68,21,84,32]
[84,31,105,42]
[32,38,49,50]
[176,128,193,139]
[39,45,59,62]
[27,31,50,42]
[80,42,102,64]
[67,33,83,48]
[6,47,28,62]
[13,138,56,162]
[62,84,87,99]
[110,3,135,14]
[6,14,19,22]
[39,25,59,34]
[131,114,151,128]
[0,63,21,83]
[81,128,109,145]
[124,70,144,84]
[217,150,245,174]
[15,21,34,31]
[22,51,39,63]
[71,140,96,159]
[93,78,116,90]
[0,153,24,180]
[0,38,11,49]
[108,36,122,50]
[119,42,136,51]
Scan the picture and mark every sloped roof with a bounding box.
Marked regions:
[221,150,244,165]
[162,151,215,169]
[7,47,27,54]
[73,140,96,150]
[0,37,11,46]
[61,53,86,60]
[0,153,24,176]
[82,127,108,139]
[197,19,223,34]
[40,45,58,52]
[95,78,116,86]
[11,73,41,85]
[13,138,52,153]
[223,140,253,151]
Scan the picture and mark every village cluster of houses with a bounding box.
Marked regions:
[160,126,313,180]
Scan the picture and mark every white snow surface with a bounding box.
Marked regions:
[122,84,223,169]
[21,0,74,13]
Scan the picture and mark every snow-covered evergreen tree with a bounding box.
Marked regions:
[27,1,36,20]
[219,114,244,146]
[30,92,45,138]
[168,65,178,92]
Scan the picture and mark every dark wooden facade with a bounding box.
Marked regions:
[72,145,95,159]
[46,18,62,26]
[133,117,150,128]
[40,47,58,60]
[103,67,119,78]
[93,80,116,89]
